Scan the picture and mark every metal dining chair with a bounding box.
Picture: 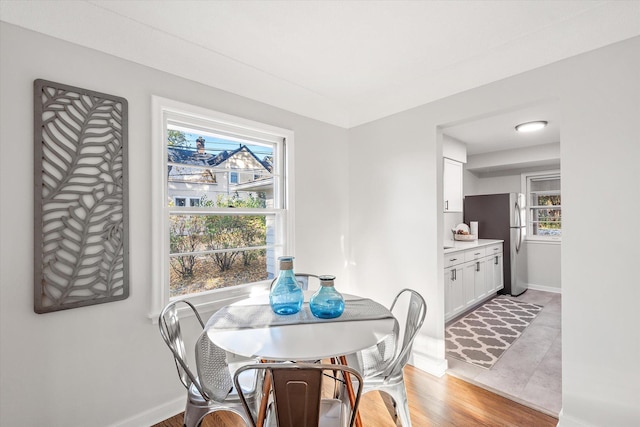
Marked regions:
[345,288,426,427]
[234,362,363,427]
[158,300,261,427]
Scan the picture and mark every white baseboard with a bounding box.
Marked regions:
[556,403,640,427]
[409,350,448,377]
[557,410,594,427]
[527,283,562,294]
[109,396,184,427]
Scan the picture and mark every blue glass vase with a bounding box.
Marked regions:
[310,275,345,319]
[269,256,303,315]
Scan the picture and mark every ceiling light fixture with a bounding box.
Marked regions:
[515,121,548,133]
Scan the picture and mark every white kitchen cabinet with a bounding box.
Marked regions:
[487,252,504,293]
[444,251,466,320]
[473,257,488,300]
[444,264,465,317]
[484,243,504,294]
[462,256,487,306]
[444,240,504,322]
[443,158,463,212]
[462,261,477,306]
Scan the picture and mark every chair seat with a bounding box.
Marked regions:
[265,398,348,427]
[319,399,348,427]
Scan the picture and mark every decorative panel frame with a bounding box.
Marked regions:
[33,79,129,313]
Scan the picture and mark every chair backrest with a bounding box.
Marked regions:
[159,300,203,391]
[353,318,400,378]
[383,289,427,378]
[234,362,363,427]
[195,330,234,402]
[270,273,320,291]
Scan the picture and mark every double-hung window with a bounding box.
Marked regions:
[151,97,294,316]
[523,171,561,241]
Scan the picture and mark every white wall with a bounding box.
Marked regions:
[466,171,522,195]
[348,36,640,426]
[443,212,463,243]
[556,37,640,426]
[466,142,560,174]
[0,23,349,427]
[525,241,561,291]
[442,134,467,163]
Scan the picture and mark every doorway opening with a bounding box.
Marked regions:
[439,100,562,417]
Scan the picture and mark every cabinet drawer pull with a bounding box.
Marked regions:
[449,258,457,262]
[474,252,481,255]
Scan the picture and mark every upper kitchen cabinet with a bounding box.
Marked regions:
[442,135,466,213]
[443,158,463,212]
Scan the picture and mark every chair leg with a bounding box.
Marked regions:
[184,400,208,427]
[374,382,410,427]
[388,385,411,427]
[379,392,398,422]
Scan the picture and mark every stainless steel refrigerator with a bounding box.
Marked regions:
[463,193,528,296]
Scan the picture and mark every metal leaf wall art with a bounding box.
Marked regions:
[34,79,129,313]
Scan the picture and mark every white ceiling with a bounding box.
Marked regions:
[444,100,561,156]
[1,0,639,153]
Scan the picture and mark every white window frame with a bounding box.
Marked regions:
[521,170,561,243]
[150,96,295,319]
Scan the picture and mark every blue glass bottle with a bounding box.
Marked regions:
[310,275,345,319]
[269,256,303,315]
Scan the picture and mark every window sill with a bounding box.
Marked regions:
[525,238,561,245]
[149,281,270,324]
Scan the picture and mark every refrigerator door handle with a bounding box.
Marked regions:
[514,200,523,253]
[516,226,522,253]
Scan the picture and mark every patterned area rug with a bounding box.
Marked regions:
[446,297,543,369]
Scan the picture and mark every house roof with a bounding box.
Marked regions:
[167,144,272,172]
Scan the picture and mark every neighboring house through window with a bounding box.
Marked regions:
[151,96,294,316]
[174,197,201,207]
[522,170,561,241]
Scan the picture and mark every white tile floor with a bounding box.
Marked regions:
[446,289,562,417]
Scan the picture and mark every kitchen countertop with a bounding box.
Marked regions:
[444,238,504,254]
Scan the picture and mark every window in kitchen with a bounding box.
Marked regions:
[150,96,294,316]
[523,171,561,241]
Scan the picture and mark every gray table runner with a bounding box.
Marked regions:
[206,297,393,331]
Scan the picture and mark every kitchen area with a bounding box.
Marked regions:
[440,102,562,416]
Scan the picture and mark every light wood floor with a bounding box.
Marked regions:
[153,365,558,427]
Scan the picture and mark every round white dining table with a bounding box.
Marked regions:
[206,291,397,362]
